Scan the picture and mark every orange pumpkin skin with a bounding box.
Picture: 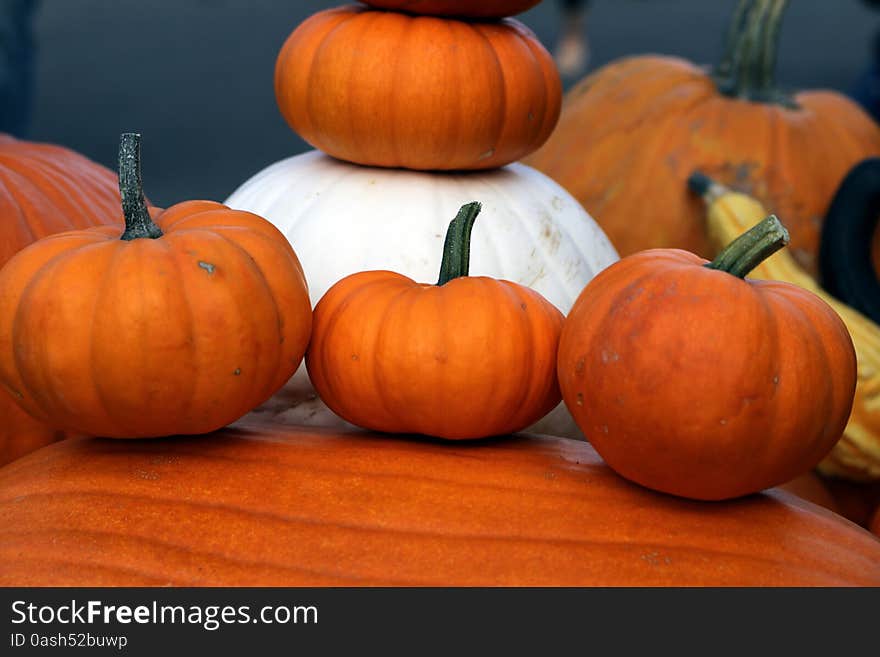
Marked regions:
[557,248,858,501]
[0,134,124,464]
[0,134,123,264]
[360,0,541,17]
[0,200,312,438]
[274,6,561,171]
[524,56,880,276]
[779,472,841,516]
[306,271,563,439]
[0,402,70,467]
[1,417,879,587]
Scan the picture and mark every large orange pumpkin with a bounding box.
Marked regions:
[0,134,312,438]
[274,5,561,170]
[524,0,880,276]
[359,0,541,17]
[557,216,857,501]
[0,134,123,465]
[306,203,564,439]
[1,415,878,586]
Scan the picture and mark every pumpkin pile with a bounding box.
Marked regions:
[227,0,618,436]
[525,0,880,277]
[524,0,880,489]
[0,1,879,587]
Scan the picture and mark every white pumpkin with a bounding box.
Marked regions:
[225,150,619,437]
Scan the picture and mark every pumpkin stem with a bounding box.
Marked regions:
[706,213,790,278]
[118,133,162,241]
[437,202,482,286]
[712,0,796,108]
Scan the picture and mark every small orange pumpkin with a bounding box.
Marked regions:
[0,134,312,438]
[0,134,124,464]
[306,202,564,439]
[359,0,541,17]
[525,0,880,275]
[274,6,561,171]
[558,215,857,500]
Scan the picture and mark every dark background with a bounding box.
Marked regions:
[17,0,880,206]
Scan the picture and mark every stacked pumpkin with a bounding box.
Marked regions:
[226,0,618,435]
[1,1,879,586]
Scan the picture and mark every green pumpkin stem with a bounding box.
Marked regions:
[437,202,482,286]
[713,0,796,108]
[118,133,162,241]
[706,214,790,278]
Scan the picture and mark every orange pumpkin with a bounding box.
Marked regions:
[1,416,879,586]
[524,0,880,276]
[359,0,541,17]
[0,134,124,464]
[0,134,312,438]
[274,6,561,170]
[557,216,857,501]
[306,203,563,439]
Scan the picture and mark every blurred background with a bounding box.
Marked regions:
[3,0,880,206]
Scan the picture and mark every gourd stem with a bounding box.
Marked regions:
[706,214,790,278]
[118,133,162,241]
[437,202,482,286]
[712,0,795,108]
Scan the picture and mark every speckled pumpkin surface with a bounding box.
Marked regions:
[1,416,878,586]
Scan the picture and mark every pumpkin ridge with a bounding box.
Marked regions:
[153,236,200,424]
[768,283,857,456]
[762,286,839,461]
[8,239,116,431]
[388,13,418,168]
[492,280,537,429]
[0,526,382,586]
[4,487,845,558]
[0,533,401,586]
[310,274,410,427]
[86,240,150,437]
[374,284,429,432]
[3,494,873,587]
[512,24,557,156]
[0,553,178,587]
[0,147,118,223]
[745,277,784,478]
[164,231,277,427]
[201,226,298,405]
[344,11,386,163]
[0,164,93,241]
[4,153,118,228]
[0,170,39,246]
[286,8,358,157]
[2,441,645,499]
[467,21,506,167]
